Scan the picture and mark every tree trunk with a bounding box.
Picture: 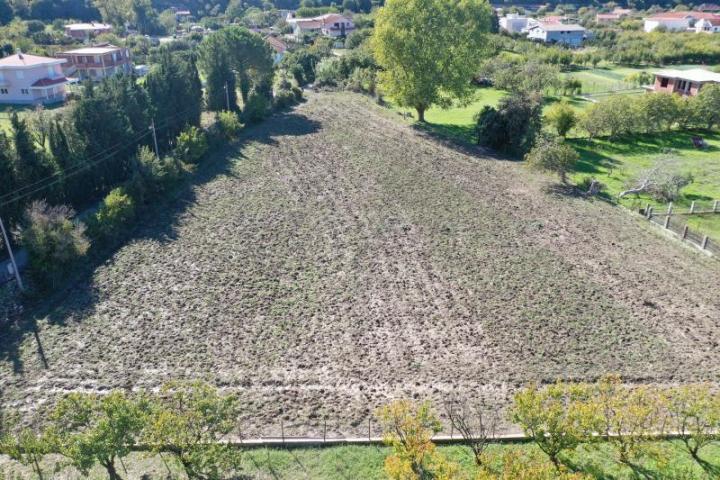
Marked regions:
[416,106,426,123]
[102,460,122,480]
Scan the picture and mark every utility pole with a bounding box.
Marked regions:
[0,215,23,291]
[149,119,160,160]
[224,82,231,111]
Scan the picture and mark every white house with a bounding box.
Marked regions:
[0,52,68,105]
[57,44,132,81]
[286,13,354,39]
[527,23,586,46]
[64,22,112,40]
[499,14,530,33]
[643,11,720,32]
[695,17,720,32]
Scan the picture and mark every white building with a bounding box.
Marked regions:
[499,14,530,33]
[527,23,586,47]
[0,52,67,105]
[643,12,720,32]
[696,17,720,32]
[286,13,354,39]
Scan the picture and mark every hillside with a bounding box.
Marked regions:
[1,92,719,436]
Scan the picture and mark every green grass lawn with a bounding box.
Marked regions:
[389,87,507,143]
[568,131,720,239]
[564,64,720,95]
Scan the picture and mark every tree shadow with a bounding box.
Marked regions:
[569,131,720,158]
[0,108,321,376]
[409,122,512,162]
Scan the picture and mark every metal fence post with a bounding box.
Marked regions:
[323,417,327,443]
[281,420,285,444]
[682,225,688,240]
[690,201,696,214]
[702,235,709,250]
[664,214,671,229]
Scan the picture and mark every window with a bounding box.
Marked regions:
[660,77,669,87]
[0,88,7,94]
[21,88,29,95]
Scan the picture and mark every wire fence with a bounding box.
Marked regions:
[642,200,720,257]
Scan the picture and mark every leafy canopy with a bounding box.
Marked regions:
[372,0,493,120]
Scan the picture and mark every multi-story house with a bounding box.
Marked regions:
[0,52,67,105]
[527,23,586,47]
[57,45,132,81]
[64,22,113,40]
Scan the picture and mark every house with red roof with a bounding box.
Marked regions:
[0,52,68,105]
[286,12,354,39]
[265,35,288,64]
[643,11,720,32]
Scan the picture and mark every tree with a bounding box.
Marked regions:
[667,384,720,473]
[144,381,242,480]
[525,135,579,183]
[0,132,19,228]
[91,187,136,239]
[592,375,667,474]
[146,49,203,146]
[17,201,90,290]
[50,392,148,480]
[545,101,577,137]
[444,399,496,467]
[198,26,274,112]
[11,112,55,192]
[0,0,13,25]
[372,0,493,122]
[510,381,596,470]
[1,428,55,480]
[619,160,693,202]
[376,400,459,480]
[693,83,720,129]
[476,94,542,157]
[175,126,208,164]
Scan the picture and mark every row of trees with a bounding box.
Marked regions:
[0,382,241,480]
[2,377,719,479]
[380,378,720,479]
[0,47,201,236]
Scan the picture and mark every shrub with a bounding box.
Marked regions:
[130,145,183,197]
[273,89,297,110]
[241,92,270,124]
[345,67,376,94]
[218,110,243,139]
[174,126,209,164]
[476,94,542,156]
[376,400,460,480]
[314,57,342,87]
[545,101,577,137]
[525,135,579,183]
[91,188,136,240]
[291,86,303,101]
[18,201,90,290]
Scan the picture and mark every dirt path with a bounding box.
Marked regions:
[1,92,719,436]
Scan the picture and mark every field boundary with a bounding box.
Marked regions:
[641,200,720,257]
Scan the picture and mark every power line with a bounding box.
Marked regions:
[0,104,201,208]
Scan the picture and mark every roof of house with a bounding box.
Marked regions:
[265,35,287,54]
[655,68,720,83]
[60,44,123,55]
[31,76,68,87]
[538,15,566,23]
[646,11,720,20]
[597,13,621,19]
[532,22,586,31]
[0,53,65,69]
[698,17,720,25]
[65,22,112,31]
[613,8,633,14]
[698,3,720,10]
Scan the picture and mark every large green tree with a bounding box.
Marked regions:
[372,0,493,122]
[198,26,274,112]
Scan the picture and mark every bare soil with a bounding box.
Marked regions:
[1,92,719,437]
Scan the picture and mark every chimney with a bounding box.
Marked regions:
[17,49,23,59]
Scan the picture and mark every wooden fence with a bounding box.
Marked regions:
[642,201,720,256]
